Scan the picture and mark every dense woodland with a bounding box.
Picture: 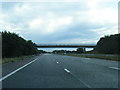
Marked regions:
[2,31,39,58]
[95,34,120,54]
[1,31,120,58]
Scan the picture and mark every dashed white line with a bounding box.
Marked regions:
[64,68,70,73]
[0,58,38,82]
[64,68,91,88]
[109,67,120,70]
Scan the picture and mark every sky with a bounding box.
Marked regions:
[0,0,119,51]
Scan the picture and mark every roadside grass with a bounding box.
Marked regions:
[1,55,32,64]
[58,53,120,61]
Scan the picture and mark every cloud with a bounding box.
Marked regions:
[1,1,118,47]
[91,25,118,37]
[46,16,72,33]
[29,18,43,29]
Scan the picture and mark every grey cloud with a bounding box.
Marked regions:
[1,2,118,48]
[23,23,101,44]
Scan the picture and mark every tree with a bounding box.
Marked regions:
[2,31,39,58]
[76,48,84,53]
[96,34,120,54]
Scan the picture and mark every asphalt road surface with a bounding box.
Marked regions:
[2,54,119,88]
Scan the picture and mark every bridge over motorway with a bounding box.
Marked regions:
[35,44,96,48]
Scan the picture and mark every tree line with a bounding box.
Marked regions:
[2,31,120,58]
[53,48,84,54]
[53,33,120,54]
[2,31,40,58]
[95,33,120,54]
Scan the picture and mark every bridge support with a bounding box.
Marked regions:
[83,48,86,53]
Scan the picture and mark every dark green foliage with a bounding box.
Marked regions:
[2,31,39,58]
[53,50,65,54]
[96,34,120,54]
[76,48,84,53]
[38,50,47,54]
[52,49,81,54]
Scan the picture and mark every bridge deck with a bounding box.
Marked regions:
[35,45,96,48]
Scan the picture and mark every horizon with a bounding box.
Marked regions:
[1,0,118,51]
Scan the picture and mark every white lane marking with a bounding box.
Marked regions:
[64,68,91,88]
[0,58,38,82]
[109,67,120,70]
[56,62,59,64]
[64,68,70,73]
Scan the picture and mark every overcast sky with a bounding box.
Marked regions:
[0,0,119,51]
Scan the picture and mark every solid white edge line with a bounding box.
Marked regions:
[0,58,38,82]
[64,68,70,73]
[109,67,120,70]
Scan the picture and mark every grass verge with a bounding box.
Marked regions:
[1,55,32,64]
[58,54,120,61]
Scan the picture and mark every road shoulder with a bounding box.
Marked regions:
[2,55,40,77]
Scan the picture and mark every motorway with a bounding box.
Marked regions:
[2,54,119,88]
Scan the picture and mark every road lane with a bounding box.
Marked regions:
[52,54,119,88]
[2,56,39,77]
[2,54,119,88]
[1,58,38,82]
[2,54,87,88]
